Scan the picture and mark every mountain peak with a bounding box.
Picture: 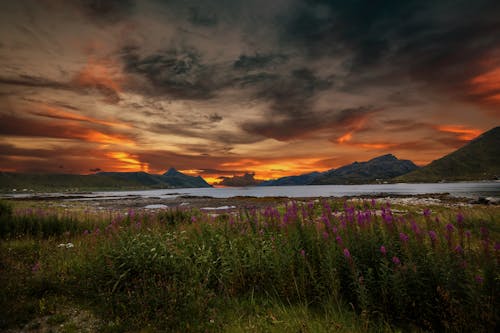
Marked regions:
[396,126,499,182]
[163,168,181,176]
[369,154,398,162]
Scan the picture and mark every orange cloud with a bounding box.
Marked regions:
[73,58,124,103]
[436,125,482,141]
[0,114,135,146]
[357,143,394,149]
[33,105,131,128]
[82,131,135,146]
[336,131,353,143]
[107,152,149,172]
[470,67,500,106]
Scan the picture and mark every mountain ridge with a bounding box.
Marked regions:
[0,168,211,191]
[395,126,499,182]
[260,154,418,186]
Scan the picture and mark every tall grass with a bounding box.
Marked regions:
[0,199,498,332]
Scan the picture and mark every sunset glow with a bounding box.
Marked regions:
[436,125,483,141]
[0,1,498,184]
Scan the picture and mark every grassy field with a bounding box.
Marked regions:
[0,199,498,332]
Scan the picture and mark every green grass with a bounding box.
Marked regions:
[0,199,498,332]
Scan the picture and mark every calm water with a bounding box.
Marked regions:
[3,182,499,199]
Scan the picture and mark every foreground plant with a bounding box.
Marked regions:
[0,199,498,332]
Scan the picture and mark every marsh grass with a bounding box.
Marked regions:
[0,199,498,332]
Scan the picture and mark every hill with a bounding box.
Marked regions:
[312,154,418,185]
[259,172,322,186]
[396,126,500,182]
[0,168,211,192]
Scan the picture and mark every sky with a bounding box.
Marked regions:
[0,0,499,184]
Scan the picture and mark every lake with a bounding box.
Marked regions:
[3,182,499,200]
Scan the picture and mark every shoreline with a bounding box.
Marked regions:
[3,192,497,212]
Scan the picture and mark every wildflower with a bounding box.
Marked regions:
[446,223,455,232]
[380,245,387,256]
[454,245,463,254]
[480,227,489,240]
[299,249,306,258]
[322,231,329,240]
[423,208,431,217]
[335,235,343,246]
[392,256,401,265]
[371,198,376,208]
[456,212,464,226]
[399,232,409,244]
[83,229,89,235]
[495,242,500,252]
[465,230,472,240]
[475,275,484,284]
[343,248,351,259]
[32,261,41,272]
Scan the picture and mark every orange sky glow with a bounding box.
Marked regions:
[0,1,498,184]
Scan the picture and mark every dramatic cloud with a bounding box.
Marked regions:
[0,0,498,182]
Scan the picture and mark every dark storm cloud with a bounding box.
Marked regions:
[242,106,375,141]
[281,0,500,103]
[208,113,223,123]
[0,75,68,90]
[77,0,135,24]
[233,53,289,71]
[0,74,120,104]
[188,6,218,26]
[240,67,372,141]
[121,46,222,99]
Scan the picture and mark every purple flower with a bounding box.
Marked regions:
[335,235,343,245]
[343,248,351,259]
[399,232,409,244]
[371,198,376,208]
[495,242,500,252]
[191,216,197,223]
[428,230,437,242]
[454,245,463,254]
[475,275,484,284]
[456,212,464,226]
[480,227,489,240]
[465,230,472,240]
[446,223,455,232]
[32,261,41,272]
[380,245,387,256]
[299,249,306,258]
[83,229,89,235]
[423,208,431,217]
[322,231,329,240]
[392,256,401,265]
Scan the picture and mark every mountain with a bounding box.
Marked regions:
[96,168,211,188]
[216,173,262,187]
[160,168,211,188]
[0,169,211,191]
[312,154,418,185]
[259,172,322,186]
[0,172,143,191]
[396,126,500,182]
[97,171,165,186]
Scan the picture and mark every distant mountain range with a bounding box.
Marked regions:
[0,168,211,191]
[1,127,498,191]
[396,126,499,182]
[260,154,418,186]
[259,172,322,186]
